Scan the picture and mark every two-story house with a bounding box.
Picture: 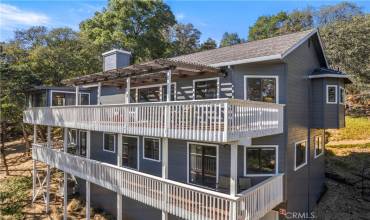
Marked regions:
[25,29,351,220]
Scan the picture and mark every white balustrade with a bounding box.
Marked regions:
[32,144,283,220]
[24,99,284,142]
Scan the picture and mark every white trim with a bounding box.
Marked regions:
[281,29,317,59]
[316,30,330,67]
[69,129,77,145]
[78,130,87,156]
[326,85,338,104]
[243,145,279,177]
[186,142,219,188]
[193,77,220,100]
[103,132,116,153]
[142,137,161,162]
[102,49,131,56]
[314,135,324,158]
[50,90,90,106]
[243,75,279,104]
[339,86,345,105]
[121,135,140,170]
[210,54,282,67]
[308,74,349,79]
[294,140,308,171]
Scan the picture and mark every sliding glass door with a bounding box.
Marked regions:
[189,143,218,188]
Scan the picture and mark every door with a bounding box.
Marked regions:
[122,136,138,169]
[189,143,218,188]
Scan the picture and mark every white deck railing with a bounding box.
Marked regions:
[24,99,284,142]
[32,144,283,220]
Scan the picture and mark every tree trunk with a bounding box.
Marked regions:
[38,126,47,142]
[0,122,9,176]
[22,123,31,155]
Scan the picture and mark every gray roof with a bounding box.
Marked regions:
[170,29,318,67]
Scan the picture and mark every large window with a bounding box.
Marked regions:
[244,76,278,103]
[294,140,307,171]
[31,92,47,107]
[188,143,218,188]
[51,91,90,106]
[79,131,87,157]
[244,146,277,176]
[314,135,323,158]
[143,137,160,161]
[130,83,176,103]
[326,85,337,104]
[103,133,116,153]
[122,136,139,169]
[339,87,345,104]
[68,129,77,145]
[193,78,219,100]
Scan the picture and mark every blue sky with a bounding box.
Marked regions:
[1,0,369,43]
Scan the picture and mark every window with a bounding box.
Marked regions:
[138,86,161,102]
[103,133,116,153]
[314,135,323,158]
[80,94,90,105]
[51,91,90,106]
[244,76,278,103]
[244,146,277,176]
[294,140,307,171]
[79,131,87,157]
[143,137,160,161]
[326,85,337,104]
[161,84,176,101]
[339,87,345,104]
[68,129,77,145]
[193,78,219,100]
[122,136,139,169]
[31,91,47,107]
[188,142,218,188]
[130,83,176,103]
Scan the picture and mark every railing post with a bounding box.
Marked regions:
[86,130,91,220]
[117,133,123,220]
[45,126,51,213]
[97,82,102,105]
[32,124,37,201]
[63,128,68,220]
[223,102,228,142]
[75,85,79,106]
[230,142,238,220]
[126,77,131,104]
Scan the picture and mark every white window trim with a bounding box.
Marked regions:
[244,145,279,177]
[314,135,324,158]
[143,137,161,162]
[78,130,87,156]
[102,132,116,153]
[192,77,220,100]
[69,129,77,145]
[130,82,177,102]
[186,142,219,188]
[243,75,279,104]
[326,85,337,104]
[122,135,140,170]
[339,86,345,105]
[50,90,91,106]
[294,140,308,171]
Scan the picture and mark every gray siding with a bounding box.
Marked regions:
[100,86,126,105]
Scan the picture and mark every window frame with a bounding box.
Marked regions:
[69,129,77,145]
[130,83,177,103]
[193,77,220,100]
[78,130,88,157]
[314,135,324,158]
[294,140,308,171]
[121,135,140,170]
[339,86,345,105]
[142,137,161,162]
[186,142,219,188]
[50,90,90,106]
[243,145,279,177]
[326,85,338,104]
[243,75,279,104]
[102,132,116,153]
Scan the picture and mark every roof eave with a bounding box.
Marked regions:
[210,54,283,67]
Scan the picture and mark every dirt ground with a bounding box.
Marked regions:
[1,140,370,219]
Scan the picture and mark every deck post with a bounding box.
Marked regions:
[230,142,238,220]
[63,128,68,220]
[45,126,51,213]
[126,77,131,103]
[117,133,123,220]
[86,130,91,220]
[75,85,79,106]
[32,124,37,200]
[97,82,102,105]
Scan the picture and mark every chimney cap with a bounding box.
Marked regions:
[102,49,131,56]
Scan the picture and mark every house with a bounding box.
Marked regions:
[24,29,351,220]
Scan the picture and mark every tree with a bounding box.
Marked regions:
[315,2,363,26]
[220,32,243,47]
[170,23,201,56]
[200,38,217,51]
[80,0,176,62]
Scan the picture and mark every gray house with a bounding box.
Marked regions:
[25,29,351,220]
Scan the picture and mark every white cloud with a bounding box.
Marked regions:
[175,12,185,21]
[0,3,49,29]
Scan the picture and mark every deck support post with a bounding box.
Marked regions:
[32,124,37,200]
[86,130,91,220]
[117,133,123,220]
[63,128,68,220]
[45,126,51,213]
[97,82,102,105]
[75,85,79,106]
[126,77,131,103]
[230,142,238,220]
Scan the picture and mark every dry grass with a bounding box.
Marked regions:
[327,116,370,142]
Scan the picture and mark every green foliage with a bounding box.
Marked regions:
[326,143,370,149]
[0,176,32,219]
[200,38,217,51]
[170,23,201,56]
[80,0,176,62]
[328,117,370,141]
[220,32,243,47]
[315,1,363,26]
